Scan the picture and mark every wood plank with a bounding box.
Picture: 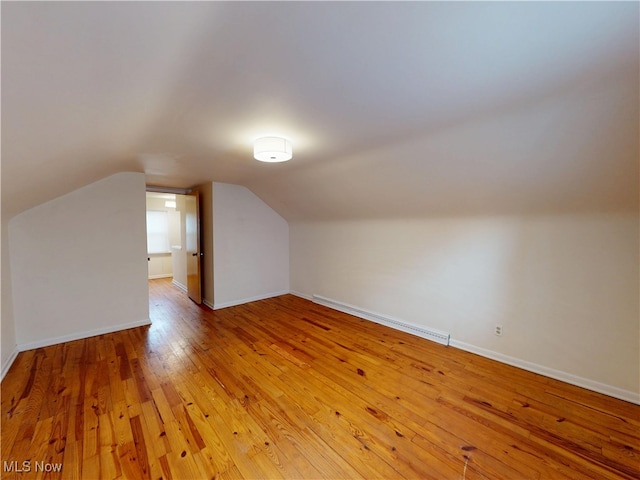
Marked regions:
[1,278,637,480]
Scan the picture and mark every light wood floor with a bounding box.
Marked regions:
[2,278,638,479]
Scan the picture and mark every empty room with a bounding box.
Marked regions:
[1,2,638,479]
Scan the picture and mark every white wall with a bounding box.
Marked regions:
[9,172,150,349]
[147,254,173,279]
[213,183,289,309]
[1,217,18,378]
[290,213,639,400]
[172,195,188,290]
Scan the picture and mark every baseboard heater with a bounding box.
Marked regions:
[312,294,450,346]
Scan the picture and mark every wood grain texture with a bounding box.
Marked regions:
[2,278,638,479]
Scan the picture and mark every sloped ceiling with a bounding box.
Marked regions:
[2,2,638,221]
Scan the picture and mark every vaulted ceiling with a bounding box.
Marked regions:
[2,2,638,221]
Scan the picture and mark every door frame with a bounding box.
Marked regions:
[145,186,202,304]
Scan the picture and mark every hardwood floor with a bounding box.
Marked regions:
[2,278,638,479]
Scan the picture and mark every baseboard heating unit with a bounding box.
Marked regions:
[312,294,450,346]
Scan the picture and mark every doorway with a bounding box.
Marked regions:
[145,191,202,304]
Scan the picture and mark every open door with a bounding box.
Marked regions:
[185,191,202,304]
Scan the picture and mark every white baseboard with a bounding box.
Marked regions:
[214,290,289,310]
[1,347,19,381]
[305,294,639,405]
[290,290,313,301]
[449,340,640,405]
[203,299,215,310]
[17,318,152,352]
[312,294,450,346]
[148,273,172,280]
[172,279,187,293]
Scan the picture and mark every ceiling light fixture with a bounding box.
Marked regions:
[253,136,292,162]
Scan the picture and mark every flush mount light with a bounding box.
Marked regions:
[253,136,292,162]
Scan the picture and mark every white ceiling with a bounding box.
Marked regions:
[2,2,638,221]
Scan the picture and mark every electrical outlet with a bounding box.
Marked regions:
[495,325,503,336]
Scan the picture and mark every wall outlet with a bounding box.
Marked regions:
[495,325,503,336]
